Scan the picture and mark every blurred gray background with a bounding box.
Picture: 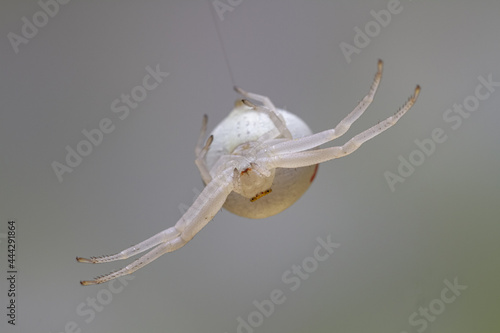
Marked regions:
[1,1,499,332]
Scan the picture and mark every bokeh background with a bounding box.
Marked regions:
[1,1,499,332]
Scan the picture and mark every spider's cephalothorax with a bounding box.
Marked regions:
[77,60,420,285]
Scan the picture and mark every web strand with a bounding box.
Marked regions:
[207,0,237,88]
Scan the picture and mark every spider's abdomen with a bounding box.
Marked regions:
[205,104,317,219]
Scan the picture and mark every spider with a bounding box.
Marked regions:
[77,60,420,285]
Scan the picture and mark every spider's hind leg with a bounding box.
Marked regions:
[234,86,293,139]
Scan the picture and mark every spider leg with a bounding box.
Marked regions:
[195,115,213,184]
[332,59,384,138]
[76,226,180,264]
[235,86,293,139]
[267,86,420,168]
[79,237,186,285]
[240,100,283,143]
[267,60,384,155]
[195,114,208,156]
[78,169,235,285]
[195,135,213,184]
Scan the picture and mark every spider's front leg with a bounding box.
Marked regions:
[76,169,235,285]
[265,60,384,156]
[267,85,420,169]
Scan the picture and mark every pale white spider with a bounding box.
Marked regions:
[77,60,420,285]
